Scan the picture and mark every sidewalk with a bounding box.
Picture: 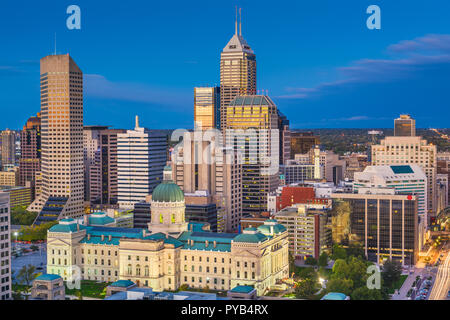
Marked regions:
[391,269,422,300]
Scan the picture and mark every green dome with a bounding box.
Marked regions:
[152,181,184,203]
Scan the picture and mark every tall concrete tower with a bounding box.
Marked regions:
[29,54,84,224]
[220,9,256,129]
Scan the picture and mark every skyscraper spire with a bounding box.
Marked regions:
[239,8,242,36]
[235,6,238,35]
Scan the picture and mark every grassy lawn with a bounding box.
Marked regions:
[388,274,408,294]
[65,280,111,299]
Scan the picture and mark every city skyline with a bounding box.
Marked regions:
[1,0,450,131]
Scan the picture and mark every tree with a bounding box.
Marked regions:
[75,290,83,300]
[331,244,347,261]
[296,267,317,281]
[382,260,402,289]
[346,243,365,258]
[295,278,317,298]
[305,257,317,266]
[331,256,368,289]
[11,206,37,226]
[179,284,189,291]
[16,264,37,299]
[202,285,210,293]
[351,286,383,300]
[326,278,353,296]
[318,252,328,267]
[288,252,296,274]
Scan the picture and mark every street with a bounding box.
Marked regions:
[429,246,450,300]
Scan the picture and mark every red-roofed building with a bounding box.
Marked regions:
[268,186,331,213]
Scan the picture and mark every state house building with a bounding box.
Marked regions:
[46,167,289,295]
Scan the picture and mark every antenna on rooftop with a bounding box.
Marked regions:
[54,33,57,55]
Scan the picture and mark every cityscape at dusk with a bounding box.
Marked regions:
[0,0,449,312]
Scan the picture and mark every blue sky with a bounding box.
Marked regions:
[1,0,450,130]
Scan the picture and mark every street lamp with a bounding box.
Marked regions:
[13,232,18,249]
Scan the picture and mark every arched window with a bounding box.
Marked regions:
[136,265,141,276]
[159,214,163,223]
[171,214,175,223]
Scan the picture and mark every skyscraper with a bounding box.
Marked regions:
[19,113,41,199]
[172,132,243,232]
[220,10,256,130]
[83,126,126,205]
[28,54,84,224]
[194,87,220,130]
[224,95,279,216]
[1,129,16,171]
[117,116,167,209]
[394,114,416,137]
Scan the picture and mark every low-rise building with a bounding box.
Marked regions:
[0,186,32,208]
[0,167,19,187]
[31,274,65,300]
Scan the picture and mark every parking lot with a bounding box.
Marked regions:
[11,242,47,284]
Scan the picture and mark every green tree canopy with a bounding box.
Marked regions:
[318,252,329,267]
[331,244,347,261]
[382,260,402,289]
[325,278,353,296]
[295,278,317,298]
[11,206,37,226]
[351,286,383,300]
[305,257,317,266]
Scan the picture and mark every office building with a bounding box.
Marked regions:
[194,87,220,130]
[267,185,331,214]
[394,114,416,137]
[224,95,280,216]
[84,126,126,205]
[185,190,218,232]
[0,192,11,300]
[220,12,256,130]
[437,152,450,209]
[290,131,320,158]
[172,133,242,232]
[1,129,16,170]
[0,186,32,208]
[133,201,151,229]
[342,153,368,180]
[280,160,320,185]
[354,164,427,248]
[371,135,437,217]
[331,191,418,265]
[277,110,290,165]
[275,204,331,260]
[19,113,41,199]
[28,54,85,224]
[0,168,19,187]
[117,116,167,209]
